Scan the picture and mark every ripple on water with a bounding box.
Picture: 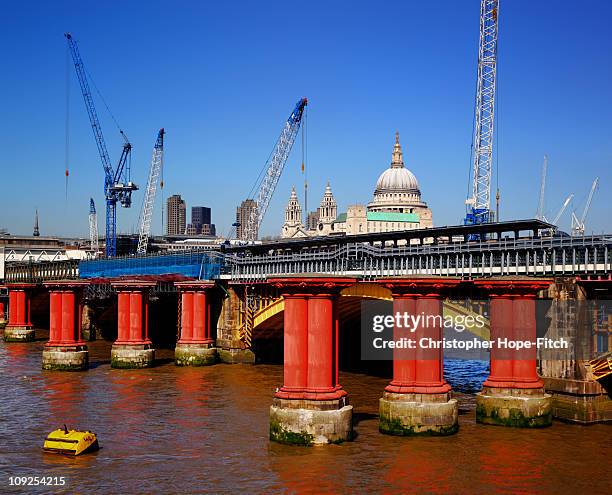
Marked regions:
[0,339,609,494]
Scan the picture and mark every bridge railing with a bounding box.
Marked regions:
[4,259,80,283]
[226,234,612,280]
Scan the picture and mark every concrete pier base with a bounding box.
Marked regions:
[111,344,155,369]
[3,326,35,342]
[379,392,458,436]
[476,386,552,427]
[216,340,255,364]
[42,345,88,371]
[544,377,612,423]
[270,397,353,446]
[175,343,217,366]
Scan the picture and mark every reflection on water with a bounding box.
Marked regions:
[0,336,609,494]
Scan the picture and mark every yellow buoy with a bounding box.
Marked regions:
[43,425,99,456]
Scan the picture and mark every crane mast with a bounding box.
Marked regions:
[137,129,165,255]
[536,155,547,220]
[243,98,307,242]
[572,177,599,236]
[89,198,99,256]
[465,0,499,226]
[65,33,137,257]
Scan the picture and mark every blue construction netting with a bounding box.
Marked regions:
[79,251,223,279]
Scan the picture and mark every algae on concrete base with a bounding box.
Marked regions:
[269,403,353,446]
[175,345,217,366]
[3,327,35,342]
[218,348,255,364]
[270,418,315,446]
[42,349,89,371]
[111,346,155,369]
[476,390,552,428]
[379,396,459,436]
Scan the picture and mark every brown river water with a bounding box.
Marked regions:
[0,333,610,494]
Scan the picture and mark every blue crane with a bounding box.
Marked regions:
[65,33,138,257]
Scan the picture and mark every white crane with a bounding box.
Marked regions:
[465,0,499,225]
[551,193,574,225]
[571,177,599,236]
[137,129,165,255]
[89,198,99,256]
[240,98,307,242]
[536,155,548,220]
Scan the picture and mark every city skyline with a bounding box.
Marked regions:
[1,0,611,239]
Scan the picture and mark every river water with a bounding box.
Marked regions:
[0,334,610,494]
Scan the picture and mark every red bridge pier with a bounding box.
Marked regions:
[110,280,156,369]
[475,279,553,427]
[174,281,217,366]
[269,276,356,445]
[42,281,89,371]
[378,278,461,436]
[0,289,7,329]
[3,283,35,342]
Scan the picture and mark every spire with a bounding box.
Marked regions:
[391,131,404,169]
[33,209,40,237]
[290,185,298,200]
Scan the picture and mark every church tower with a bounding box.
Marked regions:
[281,186,306,238]
[33,209,40,237]
[316,182,337,235]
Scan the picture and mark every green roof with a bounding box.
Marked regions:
[334,211,420,224]
[367,211,420,223]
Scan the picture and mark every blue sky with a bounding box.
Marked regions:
[1,0,611,238]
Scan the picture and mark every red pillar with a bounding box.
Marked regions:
[175,281,215,344]
[270,277,355,401]
[44,281,88,346]
[6,284,35,328]
[180,292,194,342]
[385,295,416,394]
[379,278,460,396]
[111,280,156,369]
[376,277,461,436]
[279,293,308,395]
[0,299,6,323]
[483,294,515,388]
[305,294,336,398]
[112,281,156,345]
[42,281,89,370]
[3,283,36,342]
[475,279,551,389]
[512,293,543,388]
[474,279,553,427]
[269,276,356,445]
[413,294,451,394]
